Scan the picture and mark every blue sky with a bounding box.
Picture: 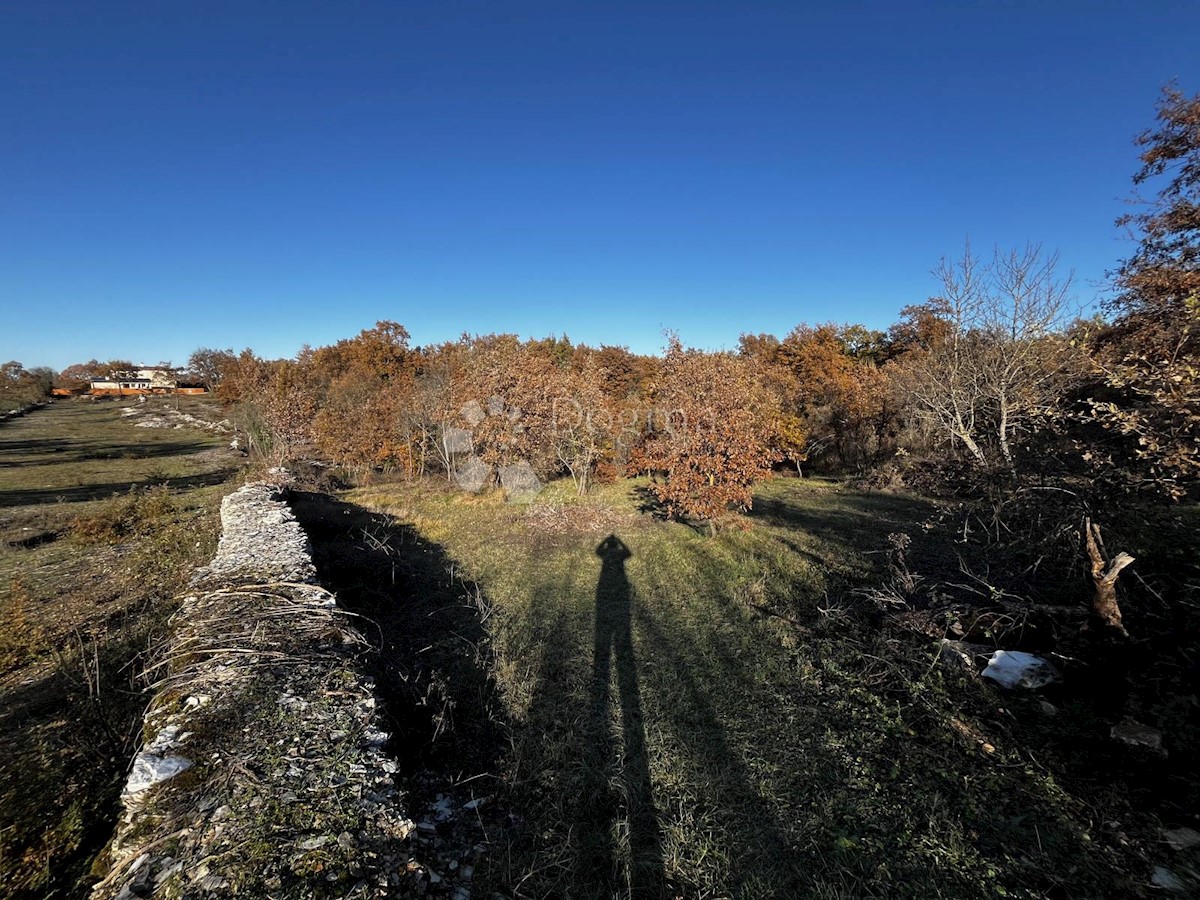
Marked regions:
[3,1,1198,369]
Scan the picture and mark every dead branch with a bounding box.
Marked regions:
[1084,517,1133,636]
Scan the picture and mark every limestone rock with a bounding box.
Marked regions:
[980,650,1060,690]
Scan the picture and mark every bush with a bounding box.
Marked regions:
[70,486,177,544]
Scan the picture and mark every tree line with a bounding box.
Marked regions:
[32,87,1198,522]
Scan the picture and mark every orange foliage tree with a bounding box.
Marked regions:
[1089,86,1200,496]
[310,322,418,479]
[638,338,780,524]
[745,324,899,473]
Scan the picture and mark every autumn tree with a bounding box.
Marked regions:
[1089,86,1200,496]
[412,343,471,481]
[56,360,102,391]
[310,322,417,479]
[549,359,617,494]
[218,352,320,464]
[578,344,656,401]
[187,348,238,392]
[748,324,898,473]
[638,338,780,525]
[460,335,561,481]
[0,362,53,412]
[214,349,264,402]
[897,242,1080,471]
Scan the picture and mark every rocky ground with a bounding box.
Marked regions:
[91,479,440,900]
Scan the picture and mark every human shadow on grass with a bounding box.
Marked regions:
[583,535,665,898]
[508,537,668,898]
[514,535,803,898]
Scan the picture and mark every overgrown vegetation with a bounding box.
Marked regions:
[0,399,237,899]
[0,361,52,415]
[333,476,1192,898]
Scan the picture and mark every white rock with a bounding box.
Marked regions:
[1163,827,1200,851]
[124,752,193,796]
[1112,717,1165,753]
[454,456,491,493]
[442,427,474,455]
[499,461,542,501]
[980,650,1060,690]
[1150,865,1186,891]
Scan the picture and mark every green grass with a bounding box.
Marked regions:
[0,398,239,899]
[345,476,1143,899]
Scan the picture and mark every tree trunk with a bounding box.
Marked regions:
[997,401,1016,474]
[957,431,988,467]
[1084,518,1133,636]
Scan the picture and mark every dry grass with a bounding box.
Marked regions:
[0,398,240,899]
[338,475,1162,898]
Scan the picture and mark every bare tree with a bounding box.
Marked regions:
[900,241,1080,470]
[984,245,1077,469]
[549,363,611,495]
[900,243,990,466]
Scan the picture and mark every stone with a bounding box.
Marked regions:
[95,481,421,900]
[1111,717,1165,753]
[938,639,989,672]
[1163,827,1200,851]
[459,400,486,427]
[980,650,1060,690]
[498,461,542,501]
[442,427,474,455]
[1150,866,1186,891]
[123,752,192,797]
[455,456,491,493]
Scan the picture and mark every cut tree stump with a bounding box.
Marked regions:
[1084,517,1133,636]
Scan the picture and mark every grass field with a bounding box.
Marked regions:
[2,400,1188,898]
[335,476,1158,899]
[0,398,240,899]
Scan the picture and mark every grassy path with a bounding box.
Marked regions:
[347,478,1134,899]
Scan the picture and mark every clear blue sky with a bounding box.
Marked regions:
[3,1,1198,369]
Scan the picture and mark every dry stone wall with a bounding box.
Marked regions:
[92,479,414,900]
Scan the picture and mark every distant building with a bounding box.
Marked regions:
[88,367,208,396]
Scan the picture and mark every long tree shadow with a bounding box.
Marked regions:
[585,535,665,898]
[0,439,216,468]
[749,491,934,551]
[0,470,236,508]
[628,600,805,896]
